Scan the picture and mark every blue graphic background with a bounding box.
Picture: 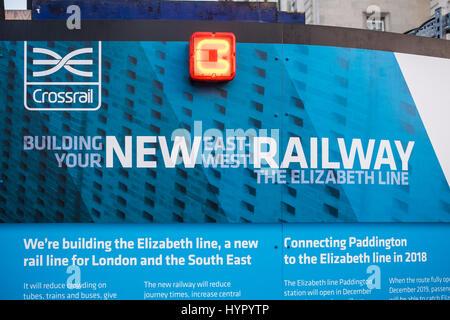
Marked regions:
[0,41,449,224]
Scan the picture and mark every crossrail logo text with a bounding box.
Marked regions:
[24,41,102,111]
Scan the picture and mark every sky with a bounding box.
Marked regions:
[4,0,27,10]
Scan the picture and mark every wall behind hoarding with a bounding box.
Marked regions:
[304,0,430,33]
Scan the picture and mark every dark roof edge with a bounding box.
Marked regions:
[0,20,449,59]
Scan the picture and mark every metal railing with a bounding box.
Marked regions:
[406,7,450,39]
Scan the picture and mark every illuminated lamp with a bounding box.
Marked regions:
[189,32,236,81]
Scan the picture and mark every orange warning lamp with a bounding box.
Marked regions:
[190,32,236,81]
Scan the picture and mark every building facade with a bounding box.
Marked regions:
[280,0,450,38]
[296,0,431,33]
[431,0,450,15]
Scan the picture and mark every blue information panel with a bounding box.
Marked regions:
[0,224,448,300]
[0,39,449,300]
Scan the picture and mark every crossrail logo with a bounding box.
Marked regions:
[24,41,102,111]
[32,47,94,77]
